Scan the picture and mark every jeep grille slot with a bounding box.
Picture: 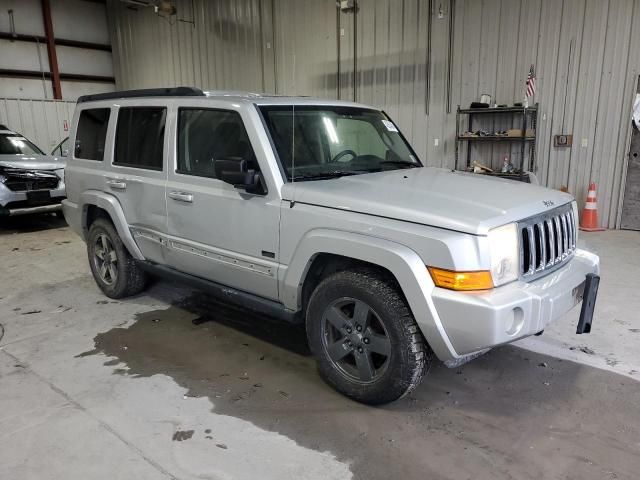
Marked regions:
[519,205,576,280]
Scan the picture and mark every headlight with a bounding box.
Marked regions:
[55,168,65,182]
[488,222,519,286]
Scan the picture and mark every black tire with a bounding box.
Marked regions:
[87,218,148,299]
[306,268,432,404]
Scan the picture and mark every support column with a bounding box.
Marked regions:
[41,0,61,99]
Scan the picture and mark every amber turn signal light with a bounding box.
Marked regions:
[427,267,494,291]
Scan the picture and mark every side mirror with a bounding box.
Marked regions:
[214,157,264,194]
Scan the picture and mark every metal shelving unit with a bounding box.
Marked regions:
[455,104,538,181]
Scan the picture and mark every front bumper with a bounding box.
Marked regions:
[431,249,600,357]
[0,188,66,216]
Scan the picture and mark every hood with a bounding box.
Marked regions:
[0,154,66,171]
[281,167,574,235]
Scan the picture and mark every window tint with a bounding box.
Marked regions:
[177,108,257,178]
[114,107,166,170]
[75,108,109,160]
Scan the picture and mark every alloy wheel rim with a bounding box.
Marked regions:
[93,233,118,286]
[321,297,391,384]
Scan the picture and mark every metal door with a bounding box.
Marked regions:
[105,104,168,263]
[164,104,280,301]
[621,122,640,230]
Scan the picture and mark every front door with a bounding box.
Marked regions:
[105,105,168,263]
[164,106,280,300]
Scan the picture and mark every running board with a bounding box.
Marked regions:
[136,261,301,324]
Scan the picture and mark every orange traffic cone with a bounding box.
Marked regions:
[580,182,605,231]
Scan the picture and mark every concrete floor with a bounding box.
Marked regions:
[0,215,639,480]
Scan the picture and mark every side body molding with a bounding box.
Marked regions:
[79,190,145,260]
[281,229,459,361]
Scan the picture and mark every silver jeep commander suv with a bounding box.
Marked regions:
[63,87,600,404]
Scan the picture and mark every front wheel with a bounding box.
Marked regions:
[306,269,432,404]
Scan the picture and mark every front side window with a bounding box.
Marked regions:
[177,108,258,178]
[114,107,166,170]
[75,108,109,160]
[259,105,421,181]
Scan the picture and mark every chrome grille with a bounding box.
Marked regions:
[519,204,576,280]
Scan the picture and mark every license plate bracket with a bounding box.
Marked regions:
[26,190,51,204]
[576,273,599,334]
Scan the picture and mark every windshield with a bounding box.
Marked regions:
[259,105,421,181]
[0,134,44,155]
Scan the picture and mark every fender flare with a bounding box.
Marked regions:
[80,190,145,260]
[282,228,459,361]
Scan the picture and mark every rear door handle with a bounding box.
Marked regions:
[106,179,127,190]
[168,191,194,203]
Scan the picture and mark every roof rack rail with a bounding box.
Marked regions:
[0,124,8,130]
[77,87,205,104]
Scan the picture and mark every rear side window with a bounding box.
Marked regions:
[177,108,257,178]
[75,108,110,160]
[114,107,166,170]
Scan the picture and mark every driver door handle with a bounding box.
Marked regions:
[168,191,194,203]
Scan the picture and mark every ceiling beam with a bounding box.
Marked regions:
[0,68,115,84]
[0,32,112,52]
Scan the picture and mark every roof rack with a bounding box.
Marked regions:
[77,87,205,104]
[0,125,8,130]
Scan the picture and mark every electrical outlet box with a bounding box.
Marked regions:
[553,134,572,147]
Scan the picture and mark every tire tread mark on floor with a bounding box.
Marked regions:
[0,349,180,480]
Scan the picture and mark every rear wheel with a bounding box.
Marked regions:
[306,268,431,404]
[87,218,148,298]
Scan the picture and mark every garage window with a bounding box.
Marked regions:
[177,108,257,179]
[74,108,110,161]
[114,107,166,171]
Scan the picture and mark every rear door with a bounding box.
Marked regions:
[106,104,168,263]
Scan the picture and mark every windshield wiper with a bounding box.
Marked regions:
[289,170,364,181]
[378,160,420,169]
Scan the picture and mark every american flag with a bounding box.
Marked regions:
[526,64,536,97]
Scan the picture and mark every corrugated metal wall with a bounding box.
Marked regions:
[0,98,75,152]
[107,0,640,228]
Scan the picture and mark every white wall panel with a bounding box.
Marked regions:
[56,45,114,77]
[59,80,115,102]
[107,0,640,228]
[273,0,338,97]
[0,78,52,99]
[51,0,110,44]
[0,97,76,152]
[0,0,44,36]
[0,39,49,71]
